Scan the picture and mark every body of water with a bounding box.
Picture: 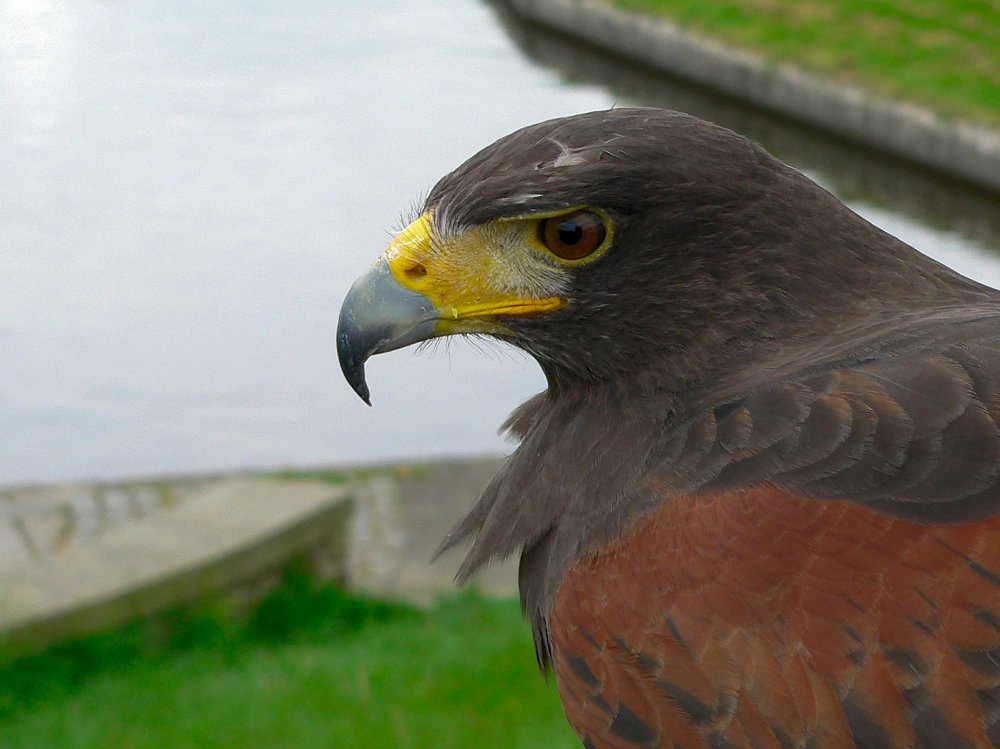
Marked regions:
[4,0,1000,485]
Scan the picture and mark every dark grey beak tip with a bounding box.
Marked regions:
[337,308,374,405]
[337,328,373,406]
[336,258,440,407]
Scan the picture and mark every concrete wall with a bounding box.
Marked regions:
[0,458,511,663]
[0,478,353,662]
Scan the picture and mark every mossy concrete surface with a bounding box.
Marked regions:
[348,457,512,603]
[0,457,511,662]
[0,477,352,662]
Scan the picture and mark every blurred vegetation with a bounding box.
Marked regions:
[617,0,1000,125]
[0,572,576,748]
[263,460,434,486]
[264,467,352,485]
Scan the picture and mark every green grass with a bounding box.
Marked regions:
[264,467,352,485]
[615,0,1000,125]
[0,574,578,749]
[263,460,433,486]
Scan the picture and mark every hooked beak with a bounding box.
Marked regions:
[337,212,564,405]
[336,257,439,405]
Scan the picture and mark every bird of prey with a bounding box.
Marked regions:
[337,108,1000,749]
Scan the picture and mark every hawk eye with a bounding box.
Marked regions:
[538,210,607,261]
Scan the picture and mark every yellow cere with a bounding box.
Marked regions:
[383,211,564,332]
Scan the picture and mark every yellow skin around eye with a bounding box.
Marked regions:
[383,212,566,335]
[379,208,613,335]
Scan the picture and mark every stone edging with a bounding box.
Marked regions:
[504,0,1000,193]
[0,478,352,662]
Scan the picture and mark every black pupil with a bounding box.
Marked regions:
[557,219,584,245]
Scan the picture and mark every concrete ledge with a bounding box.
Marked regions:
[347,458,514,603]
[0,478,213,569]
[504,0,1000,193]
[0,478,352,661]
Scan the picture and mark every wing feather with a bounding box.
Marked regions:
[659,317,1000,522]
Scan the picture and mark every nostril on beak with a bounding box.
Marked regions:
[401,259,428,281]
[388,253,432,291]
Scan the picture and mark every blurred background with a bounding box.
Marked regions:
[4,1,1000,747]
[5,0,1000,487]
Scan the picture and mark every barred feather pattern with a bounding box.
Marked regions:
[552,487,1000,749]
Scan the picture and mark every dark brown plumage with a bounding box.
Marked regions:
[337,108,1000,748]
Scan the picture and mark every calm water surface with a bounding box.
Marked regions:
[4,0,1000,485]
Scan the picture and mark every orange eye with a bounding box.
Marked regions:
[538,210,607,261]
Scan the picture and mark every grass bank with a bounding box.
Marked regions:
[615,0,1000,126]
[0,574,576,749]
